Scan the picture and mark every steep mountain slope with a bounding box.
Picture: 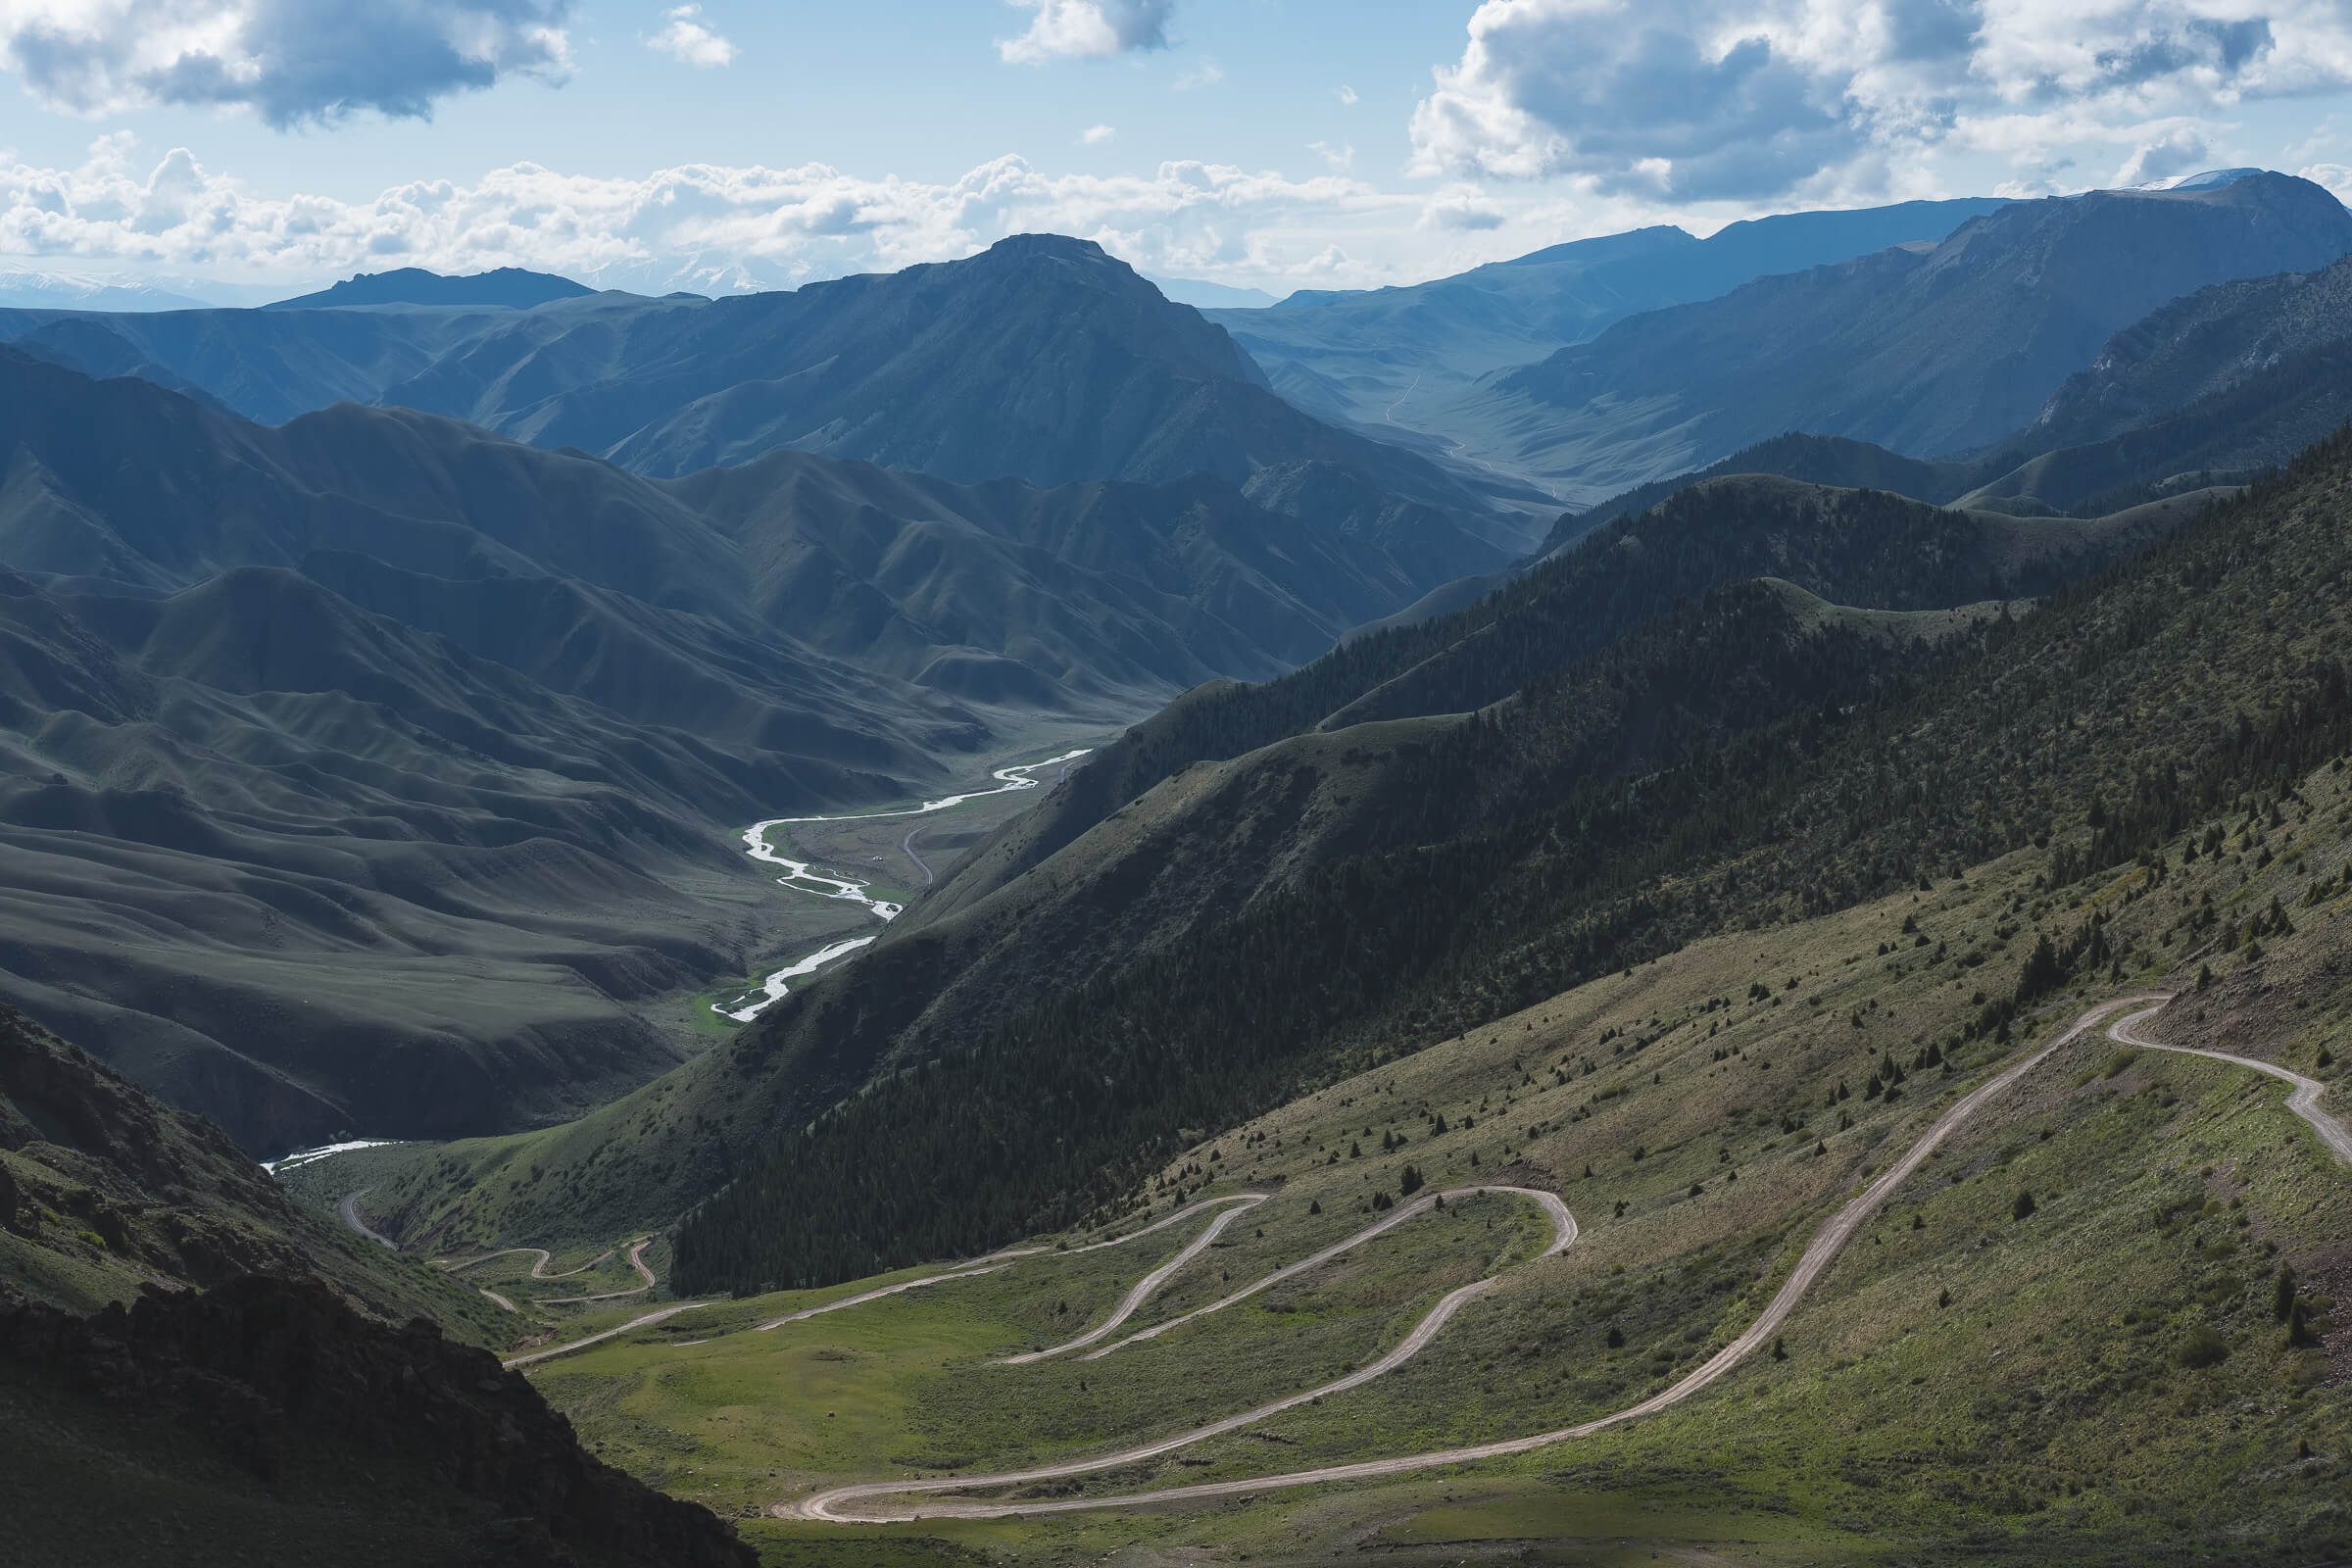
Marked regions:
[1487,172,2352,503]
[937,477,2201,913]
[2026,250,2352,451]
[660,427,2352,1289]
[1555,434,1986,537]
[0,239,1528,560]
[1208,198,2006,443]
[0,1005,500,1332]
[2,1275,755,1567]
[356,477,2182,1251]
[0,349,1471,1153]
[0,1002,757,1566]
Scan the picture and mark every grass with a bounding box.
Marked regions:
[511,749,2352,1563]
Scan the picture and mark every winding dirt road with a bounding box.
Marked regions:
[903,827,935,887]
[2108,1006,2351,1165]
[793,998,2164,1523]
[337,1189,396,1250]
[1083,1187,1569,1362]
[797,1185,1577,1523]
[536,1237,659,1303]
[448,1246,615,1280]
[505,1302,713,1369]
[999,1196,1268,1364]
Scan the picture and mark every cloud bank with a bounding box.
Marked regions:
[0,0,572,126]
[1409,0,2352,200]
[0,134,1429,295]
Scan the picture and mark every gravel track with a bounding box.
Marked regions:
[793,998,2163,1523]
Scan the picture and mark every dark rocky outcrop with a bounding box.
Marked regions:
[0,1274,755,1568]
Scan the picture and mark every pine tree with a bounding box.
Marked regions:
[2012,1190,2036,1220]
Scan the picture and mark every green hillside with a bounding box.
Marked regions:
[664,428,2352,1297]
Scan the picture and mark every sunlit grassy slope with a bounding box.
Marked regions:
[515,748,2351,1565]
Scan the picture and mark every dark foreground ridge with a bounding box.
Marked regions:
[0,1273,754,1568]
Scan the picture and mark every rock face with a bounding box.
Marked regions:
[0,1274,755,1568]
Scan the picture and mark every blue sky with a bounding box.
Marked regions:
[2,1,2349,298]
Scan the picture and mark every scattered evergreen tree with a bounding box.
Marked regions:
[2013,1190,2037,1220]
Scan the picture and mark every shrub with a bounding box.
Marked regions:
[2174,1325,2230,1369]
[2012,1191,2037,1220]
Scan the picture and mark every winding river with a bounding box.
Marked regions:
[712,750,1091,1022]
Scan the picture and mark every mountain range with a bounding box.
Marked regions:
[6,154,2352,1568]
[0,236,1538,554]
[0,337,1495,1153]
[1412,172,2352,508]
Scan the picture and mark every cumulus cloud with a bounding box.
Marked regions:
[1410,0,2352,200]
[0,135,1438,296]
[646,5,734,67]
[2301,161,2352,202]
[1336,84,1357,105]
[0,0,571,127]
[997,0,1172,64]
[2113,122,2213,185]
[1420,183,1508,229]
[1080,122,1116,144]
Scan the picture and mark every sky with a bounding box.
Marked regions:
[1,0,2350,300]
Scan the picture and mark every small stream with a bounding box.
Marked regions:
[713,750,1091,1021]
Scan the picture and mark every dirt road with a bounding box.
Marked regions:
[794,999,2161,1523]
[448,1246,614,1280]
[2108,1005,2351,1164]
[337,1189,397,1250]
[797,1184,1577,1522]
[1000,1196,1267,1363]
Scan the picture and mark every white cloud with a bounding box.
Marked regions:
[1409,0,2352,201]
[1420,182,1508,229]
[997,0,1173,65]
[2113,122,2214,185]
[2302,161,2352,202]
[0,0,570,128]
[1081,122,1116,144]
[1309,139,1354,172]
[646,5,735,68]
[1172,55,1221,89]
[0,135,1448,296]
[1336,84,1358,105]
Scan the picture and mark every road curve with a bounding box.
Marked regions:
[903,827,935,888]
[1084,1185,1571,1361]
[795,999,2159,1523]
[447,1246,615,1280]
[504,1302,713,1370]
[756,1196,1265,1334]
[796,1185,1577,1522]
[2109,1005,2352,1165]
[535,1237,660,1304]
[999,1197,1268,1364]
[337,1189,397,1250]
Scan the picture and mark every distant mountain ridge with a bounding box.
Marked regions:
[0,345,1480,1152]
[0,236,1532,558]
[266,266,598,311]
[1205,197,2011,487]
[1488,172,2352,504]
